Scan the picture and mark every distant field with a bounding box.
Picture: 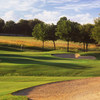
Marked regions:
[0,36,97,50]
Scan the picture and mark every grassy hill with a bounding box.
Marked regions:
[0,48,100,76]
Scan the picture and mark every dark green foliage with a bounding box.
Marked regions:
[70,22,81,42]
[47,24,58,49]
[80,24,95,52]
[4,20,16,34]
[56,17,72,52]
[28,19,43,32]
[16,19,32,36]
[32,23,48,48]
[0,18,43,36]
[0,18,5,33]
[92,26,100,43]
[92,17,100,43]
[56,17,72,41]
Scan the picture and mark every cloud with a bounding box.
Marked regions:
[1,11,18,21]
[2,10,94,24]
[33,10,60,24]
[56,0,100,11]
[47,0,79,4]
[0,0,44,21]
[24,15,34,19]
[33,11,94,24]
[0,0,43,12]
[0,0,98,24]
[61,13,94,24]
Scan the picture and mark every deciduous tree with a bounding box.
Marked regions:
[0,18,5,33]
[80,24,95,52]
[92,17,100,43]
[47,24,58,49]
[56,17,72,52]
[32,23,48,48]
[4,20,16,34]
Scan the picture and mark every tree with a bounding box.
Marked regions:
[0,18,5,33]
[70,22,81,42]
[17,19,31,36]
[28,19,43,34]
[80,24,95,52]
[47,24,58,49]
[92,17,100,43]
[4,20,16,34]
[56,17,72,52]
[32,23,48,48]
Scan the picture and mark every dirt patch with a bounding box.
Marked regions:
[52,54,96,59]
[13,77,100,100]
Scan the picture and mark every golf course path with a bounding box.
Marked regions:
[13,77,100,100]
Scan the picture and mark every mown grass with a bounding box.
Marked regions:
[0,95,28,100]
[0,48,100,76]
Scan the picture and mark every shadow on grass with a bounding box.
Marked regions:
[0,54,71,60]
[0,54,91,70]
[0,43,52,52]
[0,45,23,52]
[24,46,52,51]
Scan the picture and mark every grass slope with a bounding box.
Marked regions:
[0,48,100,76]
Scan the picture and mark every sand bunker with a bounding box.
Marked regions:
[13,77,100,100]
[52,54,96,59]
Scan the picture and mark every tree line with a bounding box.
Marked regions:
[0,18,43,36]
[0,16,100,52]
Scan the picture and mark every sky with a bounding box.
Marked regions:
[0,0,100,24]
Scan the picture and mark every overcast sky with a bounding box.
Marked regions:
[0,0,100,24]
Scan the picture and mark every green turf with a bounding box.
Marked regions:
[0,95,28,100]
[0,48,100,76]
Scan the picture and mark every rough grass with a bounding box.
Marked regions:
[0,36,97,50]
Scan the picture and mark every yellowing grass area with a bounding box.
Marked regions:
[0,36,96,50]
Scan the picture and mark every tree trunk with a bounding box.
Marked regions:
[21,44,23,51]
[42,41,44,49]
[83,43,86,52]
[53,40,56,50]
[67,41,70,52]
[86,43,88,52]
